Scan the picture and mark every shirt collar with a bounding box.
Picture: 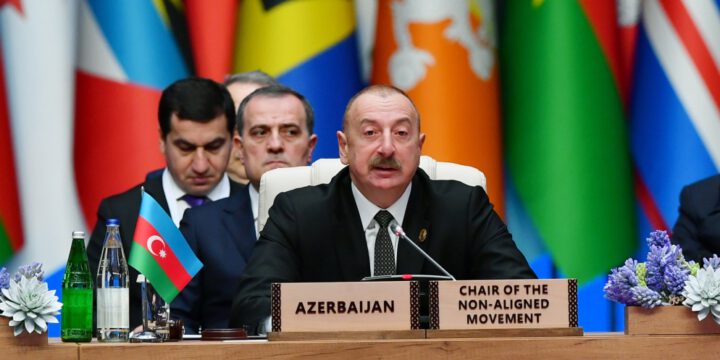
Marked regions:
[248,184,259,221]
[162,168,231,203]
[351,181,412,230]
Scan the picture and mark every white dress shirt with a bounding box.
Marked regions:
[162,169,231,226]
[248,184,260,238]
[350,182,412,276]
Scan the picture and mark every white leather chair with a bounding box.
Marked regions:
[257,156,486,231]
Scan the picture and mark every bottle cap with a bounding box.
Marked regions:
[72,230,85,238]
[136,274,152,284]
[106,218,120,226]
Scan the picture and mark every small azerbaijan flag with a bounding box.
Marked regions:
[129,191,202,303]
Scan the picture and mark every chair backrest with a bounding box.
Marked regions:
[257,155,486,231]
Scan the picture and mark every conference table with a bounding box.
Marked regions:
[9,332,720,359]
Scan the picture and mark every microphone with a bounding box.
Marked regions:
[390,223,456,281]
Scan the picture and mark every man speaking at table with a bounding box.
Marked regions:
[229,85,536,329]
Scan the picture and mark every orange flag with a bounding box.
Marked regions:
[371,0,504,214]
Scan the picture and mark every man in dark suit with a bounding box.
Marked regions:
[87,77,242,331]
[672,174,720,262]
[229,85,536,329]
[171,85,317,333]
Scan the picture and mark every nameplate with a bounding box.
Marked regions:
[428,279,578,329]
[271,281,420,332]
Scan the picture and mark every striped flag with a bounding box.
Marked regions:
[74,0,192,228]
[371,0,505,214]
[0,39,23,264]
[617,0,642,106]
[630,0,720,238]
[129,192,202,303]
[232,0,364,159]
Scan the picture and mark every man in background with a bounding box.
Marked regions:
[87,77,243,331]
[223,71,279,184]
[672,174,720,262]
[172,85,317,333]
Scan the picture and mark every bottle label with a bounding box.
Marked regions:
[97,288,129,329]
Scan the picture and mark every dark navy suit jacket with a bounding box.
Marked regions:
[87,170,244,329]
[672,174,720,262]
[172,185,257,333]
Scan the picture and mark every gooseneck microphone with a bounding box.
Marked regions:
[390,223,456,281]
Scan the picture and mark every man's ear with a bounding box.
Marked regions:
[305,134,318,164]
[234,132,245,164]
[337,131,349,165]
[159,129,166,154]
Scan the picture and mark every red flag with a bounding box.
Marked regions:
[0,0,23,14]
[186,0,238,81]
[617,0,642,106]
[0,43,24,263]
[74,2,191,227]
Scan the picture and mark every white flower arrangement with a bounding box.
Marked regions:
[682,260,720,324]
[0,263,62,336]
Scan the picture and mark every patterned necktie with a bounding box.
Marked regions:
[374,210,395,276]
[181,194,208,208]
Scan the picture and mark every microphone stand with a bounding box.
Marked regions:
[391,224,456,281]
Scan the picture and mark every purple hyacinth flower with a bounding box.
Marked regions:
[646,230,671,249]
[604,258,639,305]
[631,286,662,309]
[0,267,9,290]
[663,263,689,295]
[646,245,672,292]
[14,262,44,282]
[703,255,720,271]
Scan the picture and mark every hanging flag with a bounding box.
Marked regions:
[186,0,238,81]
[233,0,364,159]
[74,0,192,228]
[129,192,202,303]
[0,40,23,264]
[617,0,642,106]
[371,0,505,214]
[501,1,635,284]
[630,0,720,238]
[1,0,85,337]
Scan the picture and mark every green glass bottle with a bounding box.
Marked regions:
[61,230,94,342]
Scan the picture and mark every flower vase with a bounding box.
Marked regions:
[625,305,720,335]
[0,316,48,346]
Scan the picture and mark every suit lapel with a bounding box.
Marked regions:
[332,168,372,280]
[144,175,170,214]
[222,186,257,262]
[397,171,431,275]
[228,179,244,195]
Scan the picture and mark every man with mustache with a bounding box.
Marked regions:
[171,85,317,333]
[229,84,535,331]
